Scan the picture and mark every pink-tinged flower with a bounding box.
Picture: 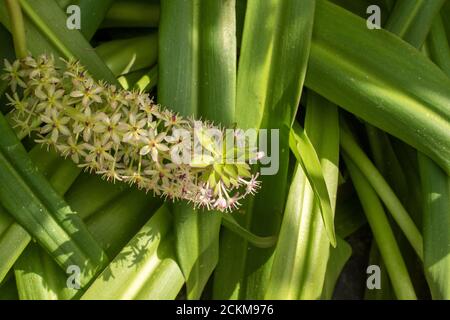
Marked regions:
[227,193,242,212]
[239,173,261,195]
[214,196,228,212]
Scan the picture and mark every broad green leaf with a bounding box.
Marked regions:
[419,155,450,300]
[361,0,446,299]
[0,158,122,286]
[384,1,450,300]
[14,186,161,300]
[214,0,315,299]
[320,236,352,300]
[0,221,29,283]
[334,194,366,239]
[443,1,450,44]
[14,243,76,300]
[0,205,13,236]
[0,0,128,287]
[56,0,114,40]
[289,121,336,247]
[64,173,127,221]
[344,155,416,300]
[266,92,339,299]
[0,0,116,83]
[420,13,450,300]
[101,0,159,29]
[84,190,160,258]
[306,0,450,175]
[385,0,446,48]
[118,66,158,92]
[329,0,393,20]
[0,113,107,288]
[82,206,183,300]
[95,34,158,77]
[428,15,450,75]
[158,0,235,299]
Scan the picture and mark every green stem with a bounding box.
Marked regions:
[344,155,416,300]
[222,214,277,249]
[340,124,423,260]
[4,0,27,58]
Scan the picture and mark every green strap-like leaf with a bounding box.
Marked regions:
[158,0,235,299]
[14,184,161,300]
[101,0,159,29]
[306,0,450,175]
[266,92,339,299]
[320,236,352,300]
[82,206,184,300]
[214,0,315,300]
[0,112,107,288]
[0,0,116,82]
[56,0,115,40]
[95,34,158,77]
[0,0,119,285]
[385,0,446,48]
[289,121,336,247]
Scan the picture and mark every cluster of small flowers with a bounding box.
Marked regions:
[2,55,262,212]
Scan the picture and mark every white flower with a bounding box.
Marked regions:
[35,85,65,111]
[70,77,104,107]
[165,129,192,164]
[84,138,115,167]
[121,111,148,144]
[2,59,27,91]
[93,112,122,145]
[73,106,95,142]
[40,109,71,142]
[57,136,86,163]
[139,129,169,162]
[5,92,29,117]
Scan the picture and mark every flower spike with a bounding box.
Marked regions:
[3,55,263,212]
